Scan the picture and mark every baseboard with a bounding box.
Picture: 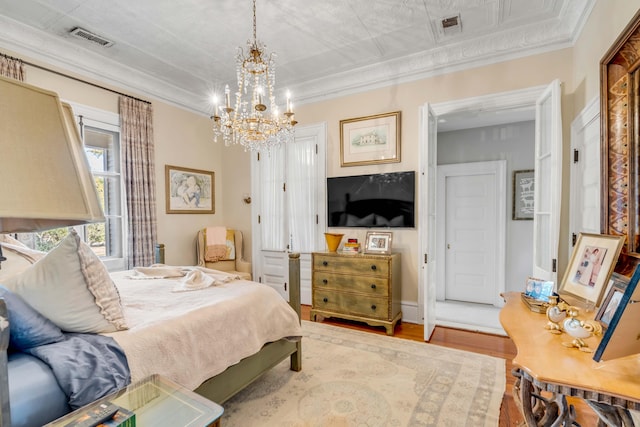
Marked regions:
[436,300,506,336]
[400,300,419,324]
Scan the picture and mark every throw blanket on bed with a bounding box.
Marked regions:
[204,227,235,261]
[25,333,130,409]
[105,269,302,390]
[127,265,240,291]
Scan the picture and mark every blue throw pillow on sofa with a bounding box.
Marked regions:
[0,285,65,351]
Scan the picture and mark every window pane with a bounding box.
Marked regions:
[28,228,70,252]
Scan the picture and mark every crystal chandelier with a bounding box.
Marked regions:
[212,0,297,152]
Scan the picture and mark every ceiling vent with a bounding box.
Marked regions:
[69,27,114,48]
[441,14,462,36]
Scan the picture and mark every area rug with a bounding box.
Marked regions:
[222,321,505,426]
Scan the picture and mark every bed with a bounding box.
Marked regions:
[0,232,302,427]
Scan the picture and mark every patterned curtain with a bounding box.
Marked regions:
[0,54,25,80]
[119,96,157,268]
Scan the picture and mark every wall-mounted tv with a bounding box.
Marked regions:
[327,171,415,228]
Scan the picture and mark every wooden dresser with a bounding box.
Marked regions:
[310,251,401,335]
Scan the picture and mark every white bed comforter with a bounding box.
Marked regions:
[104,269,303,390]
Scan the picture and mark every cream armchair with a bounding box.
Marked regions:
[196,228,252,280]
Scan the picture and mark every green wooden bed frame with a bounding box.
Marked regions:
[0,253,302,426]
[194,252,302,403]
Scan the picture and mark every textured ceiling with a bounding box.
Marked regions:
[0,0,594,116]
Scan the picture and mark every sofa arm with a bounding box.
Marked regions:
[235,259,252,276]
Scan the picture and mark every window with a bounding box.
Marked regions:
[82,126,124,264]
[18,104,126,270]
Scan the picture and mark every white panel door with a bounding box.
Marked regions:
[437,161,506,306]
[251,123,326,302]
[445,174,496,303]
[570,97,601,248]
[419,104,437,341]
[532,79,563,282]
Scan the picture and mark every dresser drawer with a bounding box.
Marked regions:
[313,272,389,296]
[313,254,389,277]
[313,291,389,320]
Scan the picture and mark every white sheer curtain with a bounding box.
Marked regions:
[259,136,318,253]
[259,149,286,251]
[287,137,317,252]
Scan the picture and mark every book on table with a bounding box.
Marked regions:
[64,402,136,427]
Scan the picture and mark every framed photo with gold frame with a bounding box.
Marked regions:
[165,165,215,214]
[558,233,625,309]
[364,231,393,255]
[340,111,401,167]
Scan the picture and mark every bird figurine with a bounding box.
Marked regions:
[545,295,568,334]
[561,306,603,352]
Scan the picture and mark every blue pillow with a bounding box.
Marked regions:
[0,285,65,351]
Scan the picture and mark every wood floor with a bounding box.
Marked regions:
[301,305,598,426]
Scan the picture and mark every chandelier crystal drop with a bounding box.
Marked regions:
[212,0,296,152]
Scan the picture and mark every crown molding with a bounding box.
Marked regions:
[0,0,594,115]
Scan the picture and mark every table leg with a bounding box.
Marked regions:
[586,401,635,426]
[513,368,578,426]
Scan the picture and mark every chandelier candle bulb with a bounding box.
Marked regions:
[224,87,231,108]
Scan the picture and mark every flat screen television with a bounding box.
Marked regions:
[327,171,415,228]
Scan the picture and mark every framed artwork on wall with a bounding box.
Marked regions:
[340,111,401,167]
[512,169,534,220]
[558,233,625,309]
[165,165,215,214]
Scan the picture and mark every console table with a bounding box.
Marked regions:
[500,292,640,426]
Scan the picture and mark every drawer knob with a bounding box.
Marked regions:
[322,279,328,284]
[323,297,328,303]
[371,304,377,310]
[322,261,328,267]
[370,265,377,271]
[370,284,376,289]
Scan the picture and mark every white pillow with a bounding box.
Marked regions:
[3,230,128,333]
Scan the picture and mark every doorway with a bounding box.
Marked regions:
[420,82,563,338]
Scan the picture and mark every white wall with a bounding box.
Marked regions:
[437,120,535,293]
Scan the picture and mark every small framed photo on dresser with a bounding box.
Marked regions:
[364,231,392,255]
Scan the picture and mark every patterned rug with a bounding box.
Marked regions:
[222,320,505,427]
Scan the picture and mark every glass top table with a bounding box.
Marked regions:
[46,374,224,427]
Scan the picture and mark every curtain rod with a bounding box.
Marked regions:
[1,51,151,105]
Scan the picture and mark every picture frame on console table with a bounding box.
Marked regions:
[593,265,640,362]
[340,111,401,167]
[558,233,624,309]
[595,272,629,330]
[364,231,393,255]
